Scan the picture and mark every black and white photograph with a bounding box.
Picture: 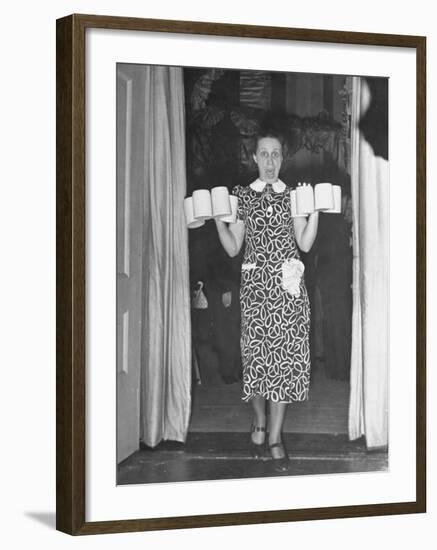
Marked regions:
[116,63,389,485]
[2,0,433,542]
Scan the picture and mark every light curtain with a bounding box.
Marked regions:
[140,66,192,448]
[348,77,389,449]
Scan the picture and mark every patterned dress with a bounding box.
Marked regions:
[233,180,311,403]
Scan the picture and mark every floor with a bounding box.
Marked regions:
[118,368,387,485]
[189,367,349,434]
[117,432,388,485]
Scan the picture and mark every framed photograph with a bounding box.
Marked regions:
[56,14,426,535]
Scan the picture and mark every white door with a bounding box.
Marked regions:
[116,66,145,463]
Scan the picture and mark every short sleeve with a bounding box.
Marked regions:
[231,185,245,222]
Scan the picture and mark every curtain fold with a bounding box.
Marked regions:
[349,77,365,441]
[349,77,389,449]
[140,66,191,448]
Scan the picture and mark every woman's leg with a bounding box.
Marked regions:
[268,401,288,458]
[251,395,267,444]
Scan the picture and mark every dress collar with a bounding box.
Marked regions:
[249,178,286,193]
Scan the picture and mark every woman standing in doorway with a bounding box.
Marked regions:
[214,131,319,472]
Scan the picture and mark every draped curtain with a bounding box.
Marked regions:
[348,77,389,448]
[140,66,191,448]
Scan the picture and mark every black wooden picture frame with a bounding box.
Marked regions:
[56,13,426,535]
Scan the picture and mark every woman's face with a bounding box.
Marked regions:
[253,137,283,183]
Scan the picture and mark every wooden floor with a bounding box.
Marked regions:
[189,366,349,434]
[117,365,388,486]
[118,432,387,485]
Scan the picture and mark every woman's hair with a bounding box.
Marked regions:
[254,129,285,151]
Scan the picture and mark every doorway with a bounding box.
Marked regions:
[185,68,353,436]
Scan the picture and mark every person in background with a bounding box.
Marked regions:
[207,248,242,384]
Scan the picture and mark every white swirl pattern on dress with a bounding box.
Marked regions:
[233,183,311,403]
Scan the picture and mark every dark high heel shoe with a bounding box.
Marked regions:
[250,424,266,459]
[268,441,289,472]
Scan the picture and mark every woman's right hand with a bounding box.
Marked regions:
[215,218,245,258]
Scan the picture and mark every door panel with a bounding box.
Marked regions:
[116,66,145,463]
